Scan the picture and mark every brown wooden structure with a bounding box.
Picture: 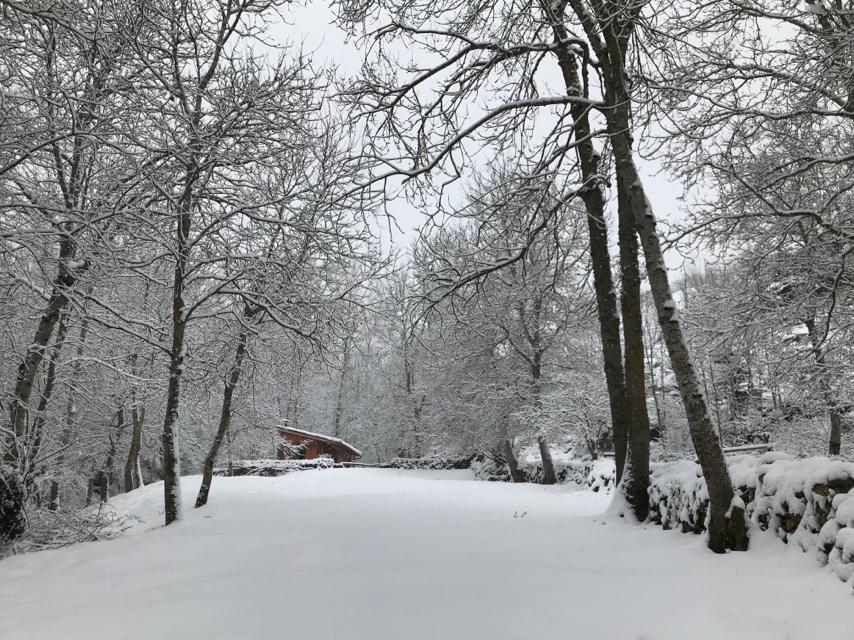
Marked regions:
[277,426,362,464]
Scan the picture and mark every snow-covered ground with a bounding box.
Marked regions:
[1,469,851,640]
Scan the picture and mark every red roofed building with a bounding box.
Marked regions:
[277,425,362,464]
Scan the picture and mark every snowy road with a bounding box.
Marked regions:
[1,469,851,640]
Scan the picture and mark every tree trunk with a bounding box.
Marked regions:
[332,337,350,439]
[412,398,424,458]
[47,481,60,513]
[25,311,71,479]
[527,345,557,485]
[564,4,746,548]
[5,233,78,467]
[162,324,185,524]
[284,351,304,432]
[225,424,234,477]
[47,311,91,512]
[537,436,557,485]
[124,405,145,492]
[617,177,651,521]
[708,361,723,438]
[103,408,124,498]
[195,329,249,508]
[162,198,192,526]
[804,316,843,455]
[136,457,145,487]
[543,5,628,481]
[645,336,664,435]
[1,257,76,539]
[829,413,842,456]
[700,365,721,446]
[610,134,745,551]
[504,439,524,483]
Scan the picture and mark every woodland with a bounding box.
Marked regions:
[1,0,853,559]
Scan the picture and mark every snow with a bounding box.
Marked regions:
[727,494,746,517]
[662,298,679,322]
[1,469,851,640]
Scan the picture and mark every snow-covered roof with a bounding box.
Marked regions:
[280,426,362,458]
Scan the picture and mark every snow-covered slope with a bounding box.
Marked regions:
[1,469,850,640]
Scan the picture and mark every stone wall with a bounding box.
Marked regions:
[649,453,854,586]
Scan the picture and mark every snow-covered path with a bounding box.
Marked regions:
[1,469,851,640]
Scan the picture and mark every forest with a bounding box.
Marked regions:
[1,2,854,631]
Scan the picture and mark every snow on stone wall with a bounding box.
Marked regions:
[649,453,854,586]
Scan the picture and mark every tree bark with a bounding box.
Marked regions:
[25,311,71,479]
[105,408,126,498]
[554,0,747,549]
[611,139,745,551]
[646,337,665,435]
[804,316,842,455]
[195,329,248,508]
[829,413,842,456]
[504,439,524,483]
[5,232,78,467]
[616,134,651,521]
[161,194,193,526]
[47,481,60,513]
[283,349,305,433]
[537,436,557,485]
[47,311,91,512]
[332,336,351,439]
[542,1,628,481]
[530,350,557,485]
[162,314,185,525]
[403,333,426,457]
[124,405,145,492]
[1,238,79,539]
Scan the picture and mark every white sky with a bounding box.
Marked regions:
[274,2,703,274]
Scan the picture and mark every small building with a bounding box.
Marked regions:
[277,426,362,464]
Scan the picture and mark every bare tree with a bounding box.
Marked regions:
[334,0,736,535]
[0,0,145,538]
[122,0,330,525]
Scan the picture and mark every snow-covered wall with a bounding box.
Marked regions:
[214,458,335,476]
[649,453,854,587]
[384,455,476,470]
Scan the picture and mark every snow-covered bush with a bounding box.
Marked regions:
[649,453,854,585]
[586,459,617,493]
[0,467,26,543]
[469,453,508,481]
[7,507,129,556]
